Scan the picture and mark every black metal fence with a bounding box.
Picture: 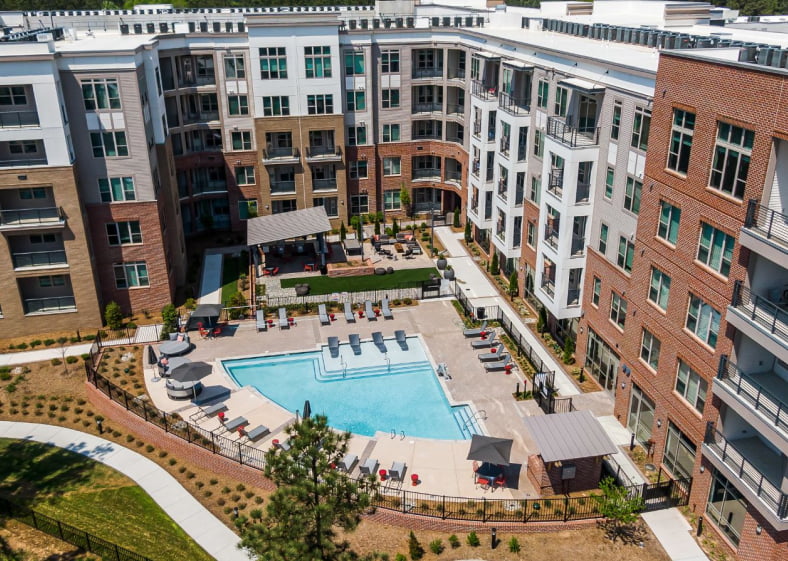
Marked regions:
[0,497,152,561]
[265,279,445,309]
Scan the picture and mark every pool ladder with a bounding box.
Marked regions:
[463,409,487,435]
[385,354,391,372]
[340,356,347,378]
[390,429,405,440]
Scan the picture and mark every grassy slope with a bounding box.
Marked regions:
[280,267,438,295]
[0,438,213,561]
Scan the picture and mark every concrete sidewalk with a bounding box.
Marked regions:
[642,509,709,561]
[0,421,252,561]
[199,250,224,305]
[0,343,93,368]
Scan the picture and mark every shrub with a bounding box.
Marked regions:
[184,297,197,310]
[16,343,28,350]
[217,498,226,506]
[58,337,69,345]
[104,301,124,330]
[145,445,155,453]
[490,251,499,274]
[407,531,424,560]
[254,496,264,504]
[231,494,241,502]
[250,508,263,520]
[209,478,218,485]
[221,486,231,494]
[466,532,480,547]
[429,539,444,555]
[30,340,42,348]
[158,450,168,458]
[395,555,406,561]
[126,434,135,442]
[403,298,412,305]
[160,303,178,339]
[204,490,213,498]
[563,336,575,364]
[44,339,56,346]
[66,356,78,364]
[168,458,177,466]
[508,537,520,553]
[236,483,246,492]
[0,372,11,382]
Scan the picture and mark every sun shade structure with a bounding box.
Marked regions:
[188,303,223,329]
[466,434,514,466]
[522,410,618,463]
[246,206,332,246]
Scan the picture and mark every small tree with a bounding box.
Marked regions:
[374,218,381,236]
[408,531,424,560]
[104,301,123,330]
[508,270,519,299]
[399,186,411,217]
[562,336,575,364]
[452,207,460,228]
[339,221,347,241]
[464,220,472,243]
[227,292,248,320]
[392,218,400,236]
[594,477,645,543]
[349,215,361,235]
[490,251,499,275]
[536,306,547,335]
[160,303,178,340]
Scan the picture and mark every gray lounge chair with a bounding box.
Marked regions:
[245,425,270,441]
[372,331,386,352]
[389,461,407,482]
[255,310,267,332]
[223,416,248,433]
[365,300,376,320]
[381,297,393,319]
[471,330,497,349]
[327,336,340,358]
[484,354,512,372]
[338,453,358,473]
[344,302,355,322]
[395,330,407,349]
[276,439,292,451]
[463,320,488,338]
[349,334,362,355]
[318,303,330,325]
[478,343,505,362]
[189,401,227,423]
[359,457,378,475]
[278,307,289,329]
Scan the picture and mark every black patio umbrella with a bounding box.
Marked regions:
[466,434,514,466]
[303,399,312,419]
[169,361,213,383]
[190,303,223,328]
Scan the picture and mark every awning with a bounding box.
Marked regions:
[522,410,618,463]
[503,59,534,70]
[247,206,332,247]
[558,77,605,94]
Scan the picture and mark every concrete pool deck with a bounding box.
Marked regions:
[146,300,547,499]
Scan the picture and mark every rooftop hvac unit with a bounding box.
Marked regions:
[120,23,129,34]
[159,22,168,32]
[147,23,155,33]
[213,22,220,32]
[442,16,450,27]
[772,49,787,68]
[199,21,208,32]
[373,18,381,28]
[360,19,368,29]
[407,17,414,28]
[697,38,713,48]
[133,23,142,34]
[396,17,403,28]
[679,35,692,48]
[757,47,772,64]
[431,17,439,27]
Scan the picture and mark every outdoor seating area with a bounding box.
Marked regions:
[159,333,192,357]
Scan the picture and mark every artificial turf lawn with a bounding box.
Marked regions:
[220,254,243,306]
[0,438,213,561]
[279,267,439,295]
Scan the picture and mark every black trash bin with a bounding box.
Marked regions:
[476,307,486,320]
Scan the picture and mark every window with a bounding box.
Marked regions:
[346,91,366,112]
[554,86,568,117]
[470,57,480,80]
[628,384,656,445]
[235,166,255,186]
[529,176,541,205]
[383,189,401,210]
[676,360,707,413]
[0,86,27,105]
[383,156,401,176]
[382,124,400,142]
[667,109,695,174]
[664,422,696,480]
[533,130,544,158]
[271,199,297,214]
[610,292,627,330]
[648,267,671,311]
[591,277,601,306]
[344,51,364,75]
[90,131,128,157]
[709,122,754,199]
[611,101,621,140]
[19,187,46,199]
[262,96,289,116]
[30,233,57,244]
[81,79,121,110]
[304,46,331,78]
[686,294,721,348]
[238,199,258,220]
[38,275,65,288]
[517,126,528,161]
[631,107,651,151]
[224,55,245,79]
[349,161,368,179]
[307,94,333,115]
[605,167,614,199]
[617,237,634,273]
[706,471,746,546]
[313,196,339,217]
[200,93,218,113]
[657,201,681,245]
[350,195,369,215]
[624,176,642,215]
[598,223,608,255]
[381,50,399,73]
[9,140,39,154]
[640,329,661,370]
[259,47,287,79]
[527,222,536,247]
[99,177,136,202]
[537,80,548,109]
[347,125,366,146]
[381,89,400,109]
[227,95,248,116]
[231,131,252,151]
[114,261,149,289]
[697,222,734,276]
[106,221,142,246]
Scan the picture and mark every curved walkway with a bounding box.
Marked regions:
[0,421,252,561]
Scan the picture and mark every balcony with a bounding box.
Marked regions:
[13,250,68,270]
[262,147,300,165]
[0,157,48,168]
[541,278,555,298]
[571,233,586,256]
[0,111,40,128]
[182,111,219,125]
[192,181,227,196]
[312,178,337,191]
[412,102,443,114]
[546,116,600,147]
[547,170,564,199]
[575,181,590,204]
[412,67,443,79]
[413,131,442,141]
[703,424,788,522]
[472,122,482,138]
[412,168,441,181]
[498,92,530,116]
[305,146,342,162]
[445,170,462,184]
[0,207,65,231]
[24,296,76,315]
[446,103,465,116]
[270,181,296,194]
[567,288,580,306]
[447,68,465,81]
[729,280,788,350]
[544,227,559,250]
[471,80,498,100]
[742,200,788,261]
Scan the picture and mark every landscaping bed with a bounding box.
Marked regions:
[280,267,439,295]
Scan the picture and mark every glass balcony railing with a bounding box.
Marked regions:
[13,250,67,269]
[544,227,559,250]
[412,67,443,79]
[0,207,64,229]
[412,102,443,114]
[567,288,581,306]
[445,170,462,183]
[24,296,76,315]
[541,278,555,298]
[446,103,465,115]
[571,233,586,256]
[312,178,337,191]
[305,146,342,160]
[412,168,441,180]
[263,147,299,162]
[270,181,296,194]
[0,111,40,128]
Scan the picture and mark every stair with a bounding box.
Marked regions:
[316,361,432,381]
[451,405,480,439]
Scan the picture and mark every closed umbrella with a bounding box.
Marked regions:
[303,399,312,419]
[466,434,514,466]
[147,345,158,366]
[169,361,213,382]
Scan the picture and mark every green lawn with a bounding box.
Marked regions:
[0,438,213,561]
[280,267,439,295]
[220,254,242,306]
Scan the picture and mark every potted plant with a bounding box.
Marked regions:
[443,265,455,280]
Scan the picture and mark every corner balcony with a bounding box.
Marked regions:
[305,146,342,163]
[498,92,530,116]
[741,200,788,263]
[728,280,788,359]
[0,207,65,231]
[546,116,600,147]
[262,147,300,165]
[471,80,498,101]
[13,250,68,270]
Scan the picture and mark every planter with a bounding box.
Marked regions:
[436,258,448,270]
[443,268,455,281]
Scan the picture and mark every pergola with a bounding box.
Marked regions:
[246,206,332,271]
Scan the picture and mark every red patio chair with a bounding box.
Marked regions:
[212,326,222,338]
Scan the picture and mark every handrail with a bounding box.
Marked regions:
[744,199,788,248]
[731,280,788,342]
[546,116,600,147]
[498,91,530,115]
[717,355,788,434]
[0,206,64,226]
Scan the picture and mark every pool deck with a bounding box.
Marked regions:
[145,300,543,499]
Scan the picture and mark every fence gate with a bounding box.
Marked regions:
[421,279,442,299]
[640,479,691,511]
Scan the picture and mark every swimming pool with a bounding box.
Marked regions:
[222,336,476,440]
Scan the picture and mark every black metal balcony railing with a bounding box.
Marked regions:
[498,92,530,116]
[13,250,68,269]
[305,146,342,159]
[24,296,76,315]
[312,178,337,190]
[263,147,299,161]
[546,116,600,147]
[0,111,40,128]
[704,423,788,519]
[412,102,442,113]
[471,80,498,100]
[0,207,64,228]
[575,181,591,203]
[547,171,564,198]
[731,280,788,343]
[412,67,443,79]
[745,199,788,248]
[717,355,788,435]
[412,168,441,180]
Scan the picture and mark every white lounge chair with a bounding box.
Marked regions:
[338,453,358,472]
[255,310,267,332]
[463,320,488,338]
[381,297,393,319]
[359,457,378,475]
[471,330,497,349]
[478,343,505,362]
[222,416,248,433]
[344,302,355,322]
[278,307,289,329]
[389,461,407,482]
[244,425,270,442]
[318,303,330,325]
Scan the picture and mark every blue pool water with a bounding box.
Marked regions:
[222,337,474,440]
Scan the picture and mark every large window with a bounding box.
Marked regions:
[585,328,619,393]
[235,166,255,186]
[709,122,754,200]
[227,95,249,116]
[628,385,655,444]
[640,329,661,371]
[667,109,695,174]
[611,101,621,140]
[347,125,366,146]
[598,223,608,255]
[624,176,642,215]
[382,124,400,142]
[344,51,365,75]
[271,199,297,214]
[259,47,287,79]
[383,157,401,176]
[349,161,368,180]
[350,195,368,215]
[383,189,401,210]
[686,294,721,348]
[381,50,399,73]
[648,267,671,311]
[657,201,681,244]
[114,261,149,289]
[591,277,601,306]
[617,236,634,273]
[313,196,338,217]
[675,359,707,413]
[529,176,541,205]
[81,79,121,110]
[106,221,142,246]
[307,94,333,115]
[346,90,366,112]
[304,46,331,78]
[98,177,136,202]
[553,86,567,117]
[262,96,289,116]
[536,80,548,109]
[0,86,27,106]
[609,292,627,330]
[697,222,734,277]
[382,89,400,109]
[231,131,252,151]
[630,106,651,151]
[663,422,696,480]
[533,130,544,158]
[238,199,258,220]
[224,55,245,79]
[90,131,128,157]
[706,471,746,545]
